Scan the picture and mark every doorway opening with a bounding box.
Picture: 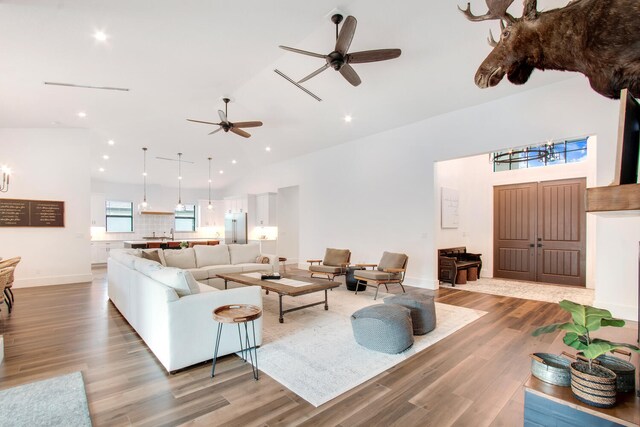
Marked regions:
[434,135,597,289]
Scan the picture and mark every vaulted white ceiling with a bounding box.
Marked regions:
[0,0,572,190]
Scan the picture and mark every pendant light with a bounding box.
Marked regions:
[140,147,149,210]
[207,157,213,210]
[176,152,185,211]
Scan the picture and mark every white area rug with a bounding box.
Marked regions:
[251,287,486,407]
[440,277,594,305]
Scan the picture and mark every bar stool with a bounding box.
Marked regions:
[211,304,262,380]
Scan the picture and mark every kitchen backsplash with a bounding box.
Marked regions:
[91,213,222,241]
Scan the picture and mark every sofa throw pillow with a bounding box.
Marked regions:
[134,257,163,277]
[377,251,408,271]
[163,248,197,269]
[148,267,200,297]
[194,244,230,267]
[228,244,261,265]
[109,250,138,269]
[141,250,163,265]
[323,248,350,266]
[256,255,270,264]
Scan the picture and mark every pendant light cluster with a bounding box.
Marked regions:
[139,149,216,213]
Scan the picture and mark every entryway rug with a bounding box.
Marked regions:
[254,287,486,407]
[0,371,92,426]
[440,277,594,305]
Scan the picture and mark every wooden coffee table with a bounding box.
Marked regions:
[216,273,339,323]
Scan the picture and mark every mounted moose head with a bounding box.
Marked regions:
[459,0,640,99]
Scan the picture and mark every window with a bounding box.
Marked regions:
[493,138,588,172]
[175,204,196,232]
[106,201,133,232]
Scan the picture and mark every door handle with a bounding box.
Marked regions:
[537,243,543,247]
[529,243,535,247]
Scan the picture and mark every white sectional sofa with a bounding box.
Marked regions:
[107,243,275,372]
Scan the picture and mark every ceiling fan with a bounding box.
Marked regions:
[186,98,263,138]
[279,14,402,87]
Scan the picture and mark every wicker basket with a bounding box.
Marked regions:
[595,354,636,393]
[530,353,571,387]
[570,361,617,408]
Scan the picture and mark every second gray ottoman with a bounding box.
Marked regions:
[384,294,436,335]
[351,304,414,354]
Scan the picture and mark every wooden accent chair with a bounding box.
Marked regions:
[307,248,351,281]
[354,252,408,300]
[0,256,20,312]
[0,267,13,313]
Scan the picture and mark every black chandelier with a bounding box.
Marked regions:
[492,142,558,164]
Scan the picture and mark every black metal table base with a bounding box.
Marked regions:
[278,289,329,323]
[211,320,259,380]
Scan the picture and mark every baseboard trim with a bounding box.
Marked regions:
[593,299,638,321]
[14,273,94,288]
[404,276,438,290]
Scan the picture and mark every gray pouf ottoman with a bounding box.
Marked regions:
[351,304,414,354]
[384,294,436,335]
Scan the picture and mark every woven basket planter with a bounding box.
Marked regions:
[570,361,617,408]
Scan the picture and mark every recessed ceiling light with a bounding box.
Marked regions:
[178,176,182,180]
[99,167,105,172]
[102,154,109,160]
[265,147,271,152]
[93,30,108,42]
[344,115,352,123]
[219,170,224,174]
[77,111,87,118]
[231,160,237,164]
[107,139,115,145]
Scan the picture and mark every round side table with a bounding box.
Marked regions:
[211,304,262,380]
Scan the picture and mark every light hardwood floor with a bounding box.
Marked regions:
[0,267,626,426]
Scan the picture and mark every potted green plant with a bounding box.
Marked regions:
[179,241,189,249]
[532,300,640,408]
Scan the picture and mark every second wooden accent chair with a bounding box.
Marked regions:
[354,252,408,300]
[0,256,21,313]
[307,248,351,281]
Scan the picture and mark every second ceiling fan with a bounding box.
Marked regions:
[187,98,263,138]
[279,14,402,87]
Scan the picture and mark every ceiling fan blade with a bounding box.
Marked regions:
[187,119,221,125]
[230,127,251,138]
[347,49,402,64]
[339,63,361,86]
[279,45,326,59]
[208,127,222,135]
[232,121,263,128]
[298,64,330,84]
[335,15,357,55]
[218,109,228,123]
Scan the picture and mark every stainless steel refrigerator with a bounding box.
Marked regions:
[225,213,248,244]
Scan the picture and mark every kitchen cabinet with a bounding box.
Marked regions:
[198,200,224,227]
[90,193,106,227]
[224,195,252,214]
[91,241,124,264]
[255,192,277,226]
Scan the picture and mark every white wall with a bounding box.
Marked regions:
[219,77,639,320]
[277,185,299,263]
[0,129,93,287]
[435,137,598,288]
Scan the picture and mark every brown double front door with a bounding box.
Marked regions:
[493,178,586,286]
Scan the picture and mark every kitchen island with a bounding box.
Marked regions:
[124,239,220,249]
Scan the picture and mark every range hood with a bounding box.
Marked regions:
[140,211,174,216]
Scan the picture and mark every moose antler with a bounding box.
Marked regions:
[458,0,516,24]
